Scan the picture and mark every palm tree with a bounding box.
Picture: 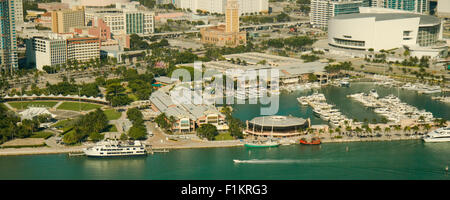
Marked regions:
[374,126,381,133]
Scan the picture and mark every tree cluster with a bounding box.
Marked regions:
[63,109,109,144]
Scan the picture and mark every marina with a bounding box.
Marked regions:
[348,90,435,124]
[297,92,353,128]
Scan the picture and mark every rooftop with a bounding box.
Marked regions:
[249,115,307,127]
[333,13,441,25]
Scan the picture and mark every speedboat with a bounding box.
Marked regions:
[423,127,450,143]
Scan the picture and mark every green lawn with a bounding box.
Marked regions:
[57,102,103,111]
[8,101,59,109]
[214,133,235,141]
[0,103,9,110]
[104,109,122,120]
[105,124,118,132]
[30,131,54,139]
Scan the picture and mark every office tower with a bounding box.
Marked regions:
[0,0,18,73]
[310,0,363,28]
[52,7,85,34]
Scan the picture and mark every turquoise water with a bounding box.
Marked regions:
[0,140,448,180]
[231,82,450,123]
[0,82,449,180]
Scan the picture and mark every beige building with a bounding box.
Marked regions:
[200,0,246,47]
[66,37,100,63]
[52,7,85,33]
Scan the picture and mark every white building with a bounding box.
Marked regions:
[14,0,24,26]
[328,12,443,53]
[26,34,100,71]
[176,0,268,15]
[26,36,68,71]
[310,0,363,28]
[437,0,450,18]
[62,0,131,8]
[85,8,155,36]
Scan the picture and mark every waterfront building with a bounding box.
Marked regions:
[0,0,18,73]
[245,116,310,138]
[175,0,268,15]
[310,0,363,28]
[328,11,444,54]
[149,90,229,133]
[51,7,86,33]
[200,0,246,47]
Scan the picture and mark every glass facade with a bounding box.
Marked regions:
[0,0,18,72]
[417,24,440,47]
[334,38,366,47]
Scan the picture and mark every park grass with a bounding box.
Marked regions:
[214,133,235,141]
[0,103,9,111]
[104,109,121,120]
[105,124,118,132]
[57,102,102,111]
[8,101,59,109]
[52,119,74,129]
[30,131,54,139]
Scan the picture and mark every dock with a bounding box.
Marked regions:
[68,152,85,157]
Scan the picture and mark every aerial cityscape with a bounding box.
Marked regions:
[0,0,449,180]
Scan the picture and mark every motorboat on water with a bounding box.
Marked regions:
[423,127,450,143]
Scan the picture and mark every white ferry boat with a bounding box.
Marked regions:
[83,140,147,157]
[423,127,450,143]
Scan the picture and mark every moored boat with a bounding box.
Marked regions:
[244,140,280,148]
[83,140,147,157]
[299,137,321,145]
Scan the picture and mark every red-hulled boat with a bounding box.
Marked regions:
[300,137,321,145]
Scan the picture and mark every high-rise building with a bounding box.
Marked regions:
[383,0,429,13]
[200,0,246,47]
[225,0,239,33]
[52,7,86,34]
[0,0,18,73]
[85,7,155,36]
[26,35,101,71]
[437,0,450,18]
[366,0,429,13]
[14,0,24,26]
[176,0,268,15]
[26,36,68,71]
[310,0,363,28]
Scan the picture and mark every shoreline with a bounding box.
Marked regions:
[0,135,426,156]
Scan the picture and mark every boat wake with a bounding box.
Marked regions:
[233,159,322,164]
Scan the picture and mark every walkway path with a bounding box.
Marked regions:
[2,102,14,111]
[52,101,63,109]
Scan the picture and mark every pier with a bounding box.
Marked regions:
[348,91,434,124]
[297,93,353,128]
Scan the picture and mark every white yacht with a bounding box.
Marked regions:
[423,127,450,143]
[83,140,147,157]
[369,89,379,99]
